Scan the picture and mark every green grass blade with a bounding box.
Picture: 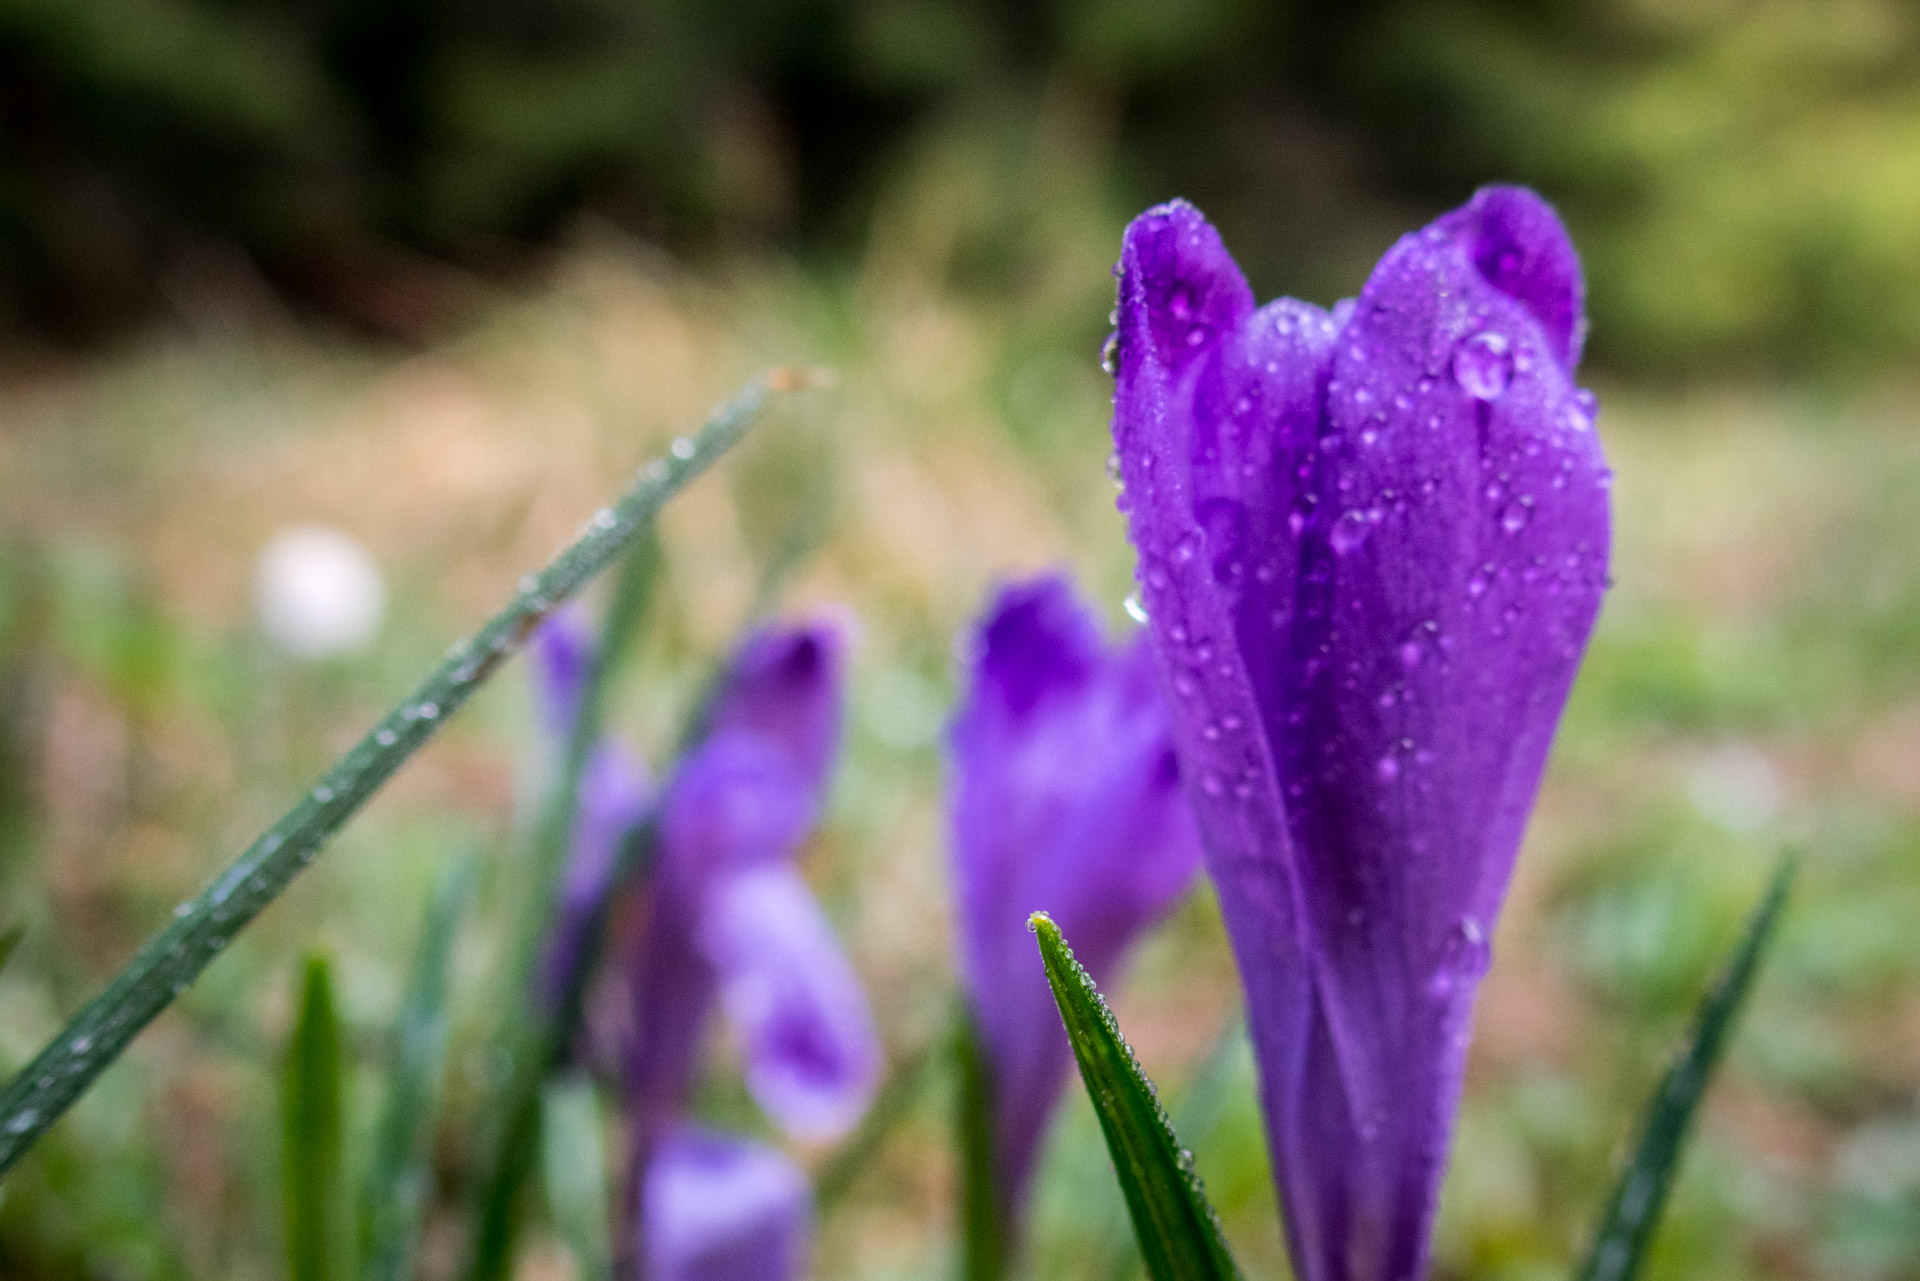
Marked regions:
[1574,852,1797,1281]
[1098,1017,1246,1281]
[0,372,803,1179]
[954,1009,1003,1281]
[360,857,475,1281]
[284,953,346,1281]
[465,540,661,1281]
[815,1041,933,1213]
[540,1072,611,1281]
[1030,914,1240,1281]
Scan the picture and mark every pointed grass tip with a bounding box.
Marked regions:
[766,366,837,392]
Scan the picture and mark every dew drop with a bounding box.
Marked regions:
[1452,332,1514,400]
[417,701,440,721]
[646,460,670,482]
[7,1110,38,1135]
[1122,592,1149,625]
[1328,509,1372,555]
[669,436,696,460]
[1499,497,1534,535]
[1100,332,1120,375]
[591,508,617,531]
[375,728,398,747]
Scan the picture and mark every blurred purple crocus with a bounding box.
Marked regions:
[948,573,1202,1229]
[530,614,880,1281]
[1108,187,1610,1281]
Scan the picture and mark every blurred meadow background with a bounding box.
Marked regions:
[4,1,1920,1278]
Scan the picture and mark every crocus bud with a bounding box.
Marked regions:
[1110,187,1610,1281]
[947,574,1201,1229]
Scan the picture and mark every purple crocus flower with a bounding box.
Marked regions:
[948,574,1202,1228]
[623,621,881,1144]
[531,615,879,1281]
[618,621,878,1281]
[1109,187,1610,1281]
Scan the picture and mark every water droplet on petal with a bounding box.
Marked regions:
[1452,332,1514,400]
[1100,332,1120,375]
[1329,510,1372,555]
[1123,592,1149,625]
[1500,496,1534,535]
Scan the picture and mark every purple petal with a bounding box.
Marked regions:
[624,731,817,1119]
[642,1127,810,1281]
[701,620,845,804]
[948,573,1201,1219]
[1112,188,1609,1281]
[702,864,881,1143]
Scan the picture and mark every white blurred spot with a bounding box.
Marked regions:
[1685,745,1779,832]
[254,524,386,660]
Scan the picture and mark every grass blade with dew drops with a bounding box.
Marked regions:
[284,953,347,1281]
[360,856,476,1281]
[1031,913,1241,1281]
[465,533,661,1281]
[0,371,816,1179]
[1096,1016,1246,1281]
[1574,851,1797,1281]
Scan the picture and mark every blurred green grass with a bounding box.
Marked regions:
[3,175,1920,1281]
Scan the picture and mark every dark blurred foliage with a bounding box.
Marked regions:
[3,0,1920,371]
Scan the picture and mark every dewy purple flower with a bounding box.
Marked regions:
[948,573,1202,1226]
[1109,187,1611,1281]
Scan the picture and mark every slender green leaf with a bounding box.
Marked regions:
[815,1041,933,1213]
[540,1072,612,1281]
[284,953,346,1281]
[466,538,660,1281]
[0,923,22,977]
[360,856,475,1281]
[955,1008,1004,1281]
[1031,913,1240,1281]
[0,372,806,1178]
[1098,1017,1246,1281]
[1574,852,1797,1281]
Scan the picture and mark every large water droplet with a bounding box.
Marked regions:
[1196,497,1247,583]
[1452,332,1514,401]
[1328,509,1372,555]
